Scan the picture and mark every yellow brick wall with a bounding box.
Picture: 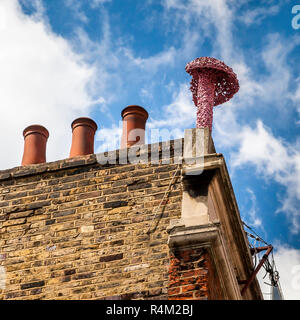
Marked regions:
[0,150,182,300]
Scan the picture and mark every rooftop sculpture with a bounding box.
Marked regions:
[185,57,239,130]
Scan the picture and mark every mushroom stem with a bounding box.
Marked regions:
[195,71,215,130]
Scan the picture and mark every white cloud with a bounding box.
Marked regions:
[19,0,45,18]
[91,0,112,7]
[261,34,300,105]
[291,77,300,119]
[72,20,121,110]
[239,4,280,26]
[232,120,300,234]
[95,122,122,153]
[148,83,195,130]
[274,244,300,300]
[232,121,290,174]
[244,188,263,228]
[122,46,177,73]
[70,9,185,113]
[64,0,112,21]
[64,0,89,23]
[0,0,98,169]
[162,0,234,61]
[140,88,153,100]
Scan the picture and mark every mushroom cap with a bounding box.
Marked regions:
[185,57,239,106]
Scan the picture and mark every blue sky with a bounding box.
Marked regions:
[0,0,300,299]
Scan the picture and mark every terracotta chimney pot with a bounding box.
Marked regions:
[69,117,98,157]
[21,125,49,166]
[121,105,148,148]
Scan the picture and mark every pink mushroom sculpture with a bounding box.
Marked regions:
[185,57,239,130]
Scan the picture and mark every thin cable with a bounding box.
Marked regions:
[243,221,269,245]
[146,164,181,234]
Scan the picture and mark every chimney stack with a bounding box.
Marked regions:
[21,125,49,166]
[121,105,148,148]
[69,117,98,157]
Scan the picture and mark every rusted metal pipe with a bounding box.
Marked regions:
[241,245,273,296]
[250,246,271,255]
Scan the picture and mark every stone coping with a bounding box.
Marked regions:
[0,139,186,181]
[0,137,221,182]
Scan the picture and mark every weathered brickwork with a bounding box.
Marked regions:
[168,248,224,300]
[0,151,187,300]
[168,248,208,300]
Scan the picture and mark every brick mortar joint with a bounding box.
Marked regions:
[0,165,181,196]
[0,170,181,207]
[0,193,182,220]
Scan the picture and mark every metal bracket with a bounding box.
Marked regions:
[239,245,273,296]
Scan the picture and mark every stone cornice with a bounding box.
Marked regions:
[169,152,263,300]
